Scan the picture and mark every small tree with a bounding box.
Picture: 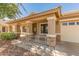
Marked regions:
[0,3,21,19]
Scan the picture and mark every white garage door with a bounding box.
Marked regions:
[61,22,79,43]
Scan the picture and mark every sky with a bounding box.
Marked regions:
[19,3,79,18]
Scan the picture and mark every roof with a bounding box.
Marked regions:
[7,6,61,24]
[61,10,79,19]
[1,7,79,24]
[0,19,9,26]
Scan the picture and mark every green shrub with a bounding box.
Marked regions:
[0,32,18,40]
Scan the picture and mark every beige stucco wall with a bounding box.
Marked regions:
[0,25,2,32]
[47,16,57,35]
[61,21,79,43]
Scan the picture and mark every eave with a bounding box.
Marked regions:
[7,6,61,24]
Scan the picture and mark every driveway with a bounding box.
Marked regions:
[55,41,79,56]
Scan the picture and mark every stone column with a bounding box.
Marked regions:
[47,16,57,47]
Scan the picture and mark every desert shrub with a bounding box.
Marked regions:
[0,32,18,40]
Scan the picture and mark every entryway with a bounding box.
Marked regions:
[32,23,37,35]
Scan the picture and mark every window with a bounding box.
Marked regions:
[41,23,48,34]
[69,22,75,25]
[62,22,67,25]
[76,22,79,25]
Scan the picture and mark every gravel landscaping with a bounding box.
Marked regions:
[0,40,37,56]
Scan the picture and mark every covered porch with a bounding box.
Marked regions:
[0,7,61,47]
[9,16,60,46]
[0,16,61,46]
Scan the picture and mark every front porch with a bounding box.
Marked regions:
[24,16,59,42]
[0,15,61,43]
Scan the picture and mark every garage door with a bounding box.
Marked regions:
[61,22,79,43]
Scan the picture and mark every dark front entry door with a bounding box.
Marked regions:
[32,23,37,35]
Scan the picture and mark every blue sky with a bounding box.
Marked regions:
[19,3,79,18]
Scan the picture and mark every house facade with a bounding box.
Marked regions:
[1,7,79,43]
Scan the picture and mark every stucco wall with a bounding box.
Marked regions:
[0,25,2,32]
[61,22,79,43]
